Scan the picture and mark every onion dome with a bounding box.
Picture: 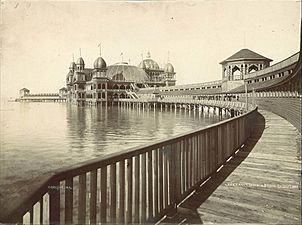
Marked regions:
[76,57,85,65]
[164,63,174,73]
[107,62,148,82]
[93,57,107,69]
[138,59,160,70]
[69,62,76,70]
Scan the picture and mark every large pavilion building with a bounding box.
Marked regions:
[65,50,176,106]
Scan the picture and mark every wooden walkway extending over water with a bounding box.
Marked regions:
[164,110,301,224]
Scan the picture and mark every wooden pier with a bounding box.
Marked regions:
[163,110,301,224]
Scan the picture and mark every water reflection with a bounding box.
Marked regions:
[0,102,228,203]
[64,104,227,157]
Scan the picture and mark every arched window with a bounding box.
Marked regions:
[232,66,241,80]
[120,84,125,89]
[112,84,119,89]
[248,65,258,73]
[102,83,106,89]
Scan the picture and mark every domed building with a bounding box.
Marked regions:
[65,49,176,106]
[138,51,176,87]
[107,62,149,83]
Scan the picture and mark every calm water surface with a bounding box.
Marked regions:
[0,102,227,200]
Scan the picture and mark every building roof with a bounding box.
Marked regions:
[69,62,76,70]
[76,57,85,65]
[20,88,29,91]
[220,49,272,64]
[164,63,175,73]
[94,57,107,69]
[139,59,160,70]
[107,62,148,82]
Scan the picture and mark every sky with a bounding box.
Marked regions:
[0,0,301,99]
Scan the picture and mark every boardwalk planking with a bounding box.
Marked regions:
[163,110,301,224]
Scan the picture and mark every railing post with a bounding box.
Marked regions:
[49,182,60,225]
[65,178,73,224]
[118,160,125,223]
[245,82,248,111]
[89,171,97,225]
[110,164,117,223]
[141,154,147,222]
[100,167,107,224]
[78,174,87,225]
[147,151,153,220]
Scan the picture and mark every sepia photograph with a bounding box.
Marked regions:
[0,0,301,224]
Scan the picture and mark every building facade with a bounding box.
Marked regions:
[66,51,176,106]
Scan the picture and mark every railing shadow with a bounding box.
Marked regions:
[163,111,265,224]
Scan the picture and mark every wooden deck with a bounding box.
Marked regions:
[163,110,301,224]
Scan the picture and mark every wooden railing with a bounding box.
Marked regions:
[119,98,250,111]
[158,99,249,110]
[0,104,257,224]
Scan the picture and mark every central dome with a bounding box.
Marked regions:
[107,63,149,82]
[139,59,160,70]
[94,57,107,69]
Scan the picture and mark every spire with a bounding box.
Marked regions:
[98,43,101,56]
[146,51,151,58]
[72,53,74,62]
[79,48,82,57]
[243,31,246,48]
[141,53,143,61]
[167,51,170,63]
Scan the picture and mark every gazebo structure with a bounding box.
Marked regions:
[220,48,272,91]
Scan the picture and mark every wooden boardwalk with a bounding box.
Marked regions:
[163,110,301,224]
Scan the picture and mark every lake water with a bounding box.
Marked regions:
[0,102,227,204]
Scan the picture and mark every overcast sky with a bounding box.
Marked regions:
[0,0,300,99]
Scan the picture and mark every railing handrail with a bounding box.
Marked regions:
[118,98,252,110]
[1,102,257,222]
